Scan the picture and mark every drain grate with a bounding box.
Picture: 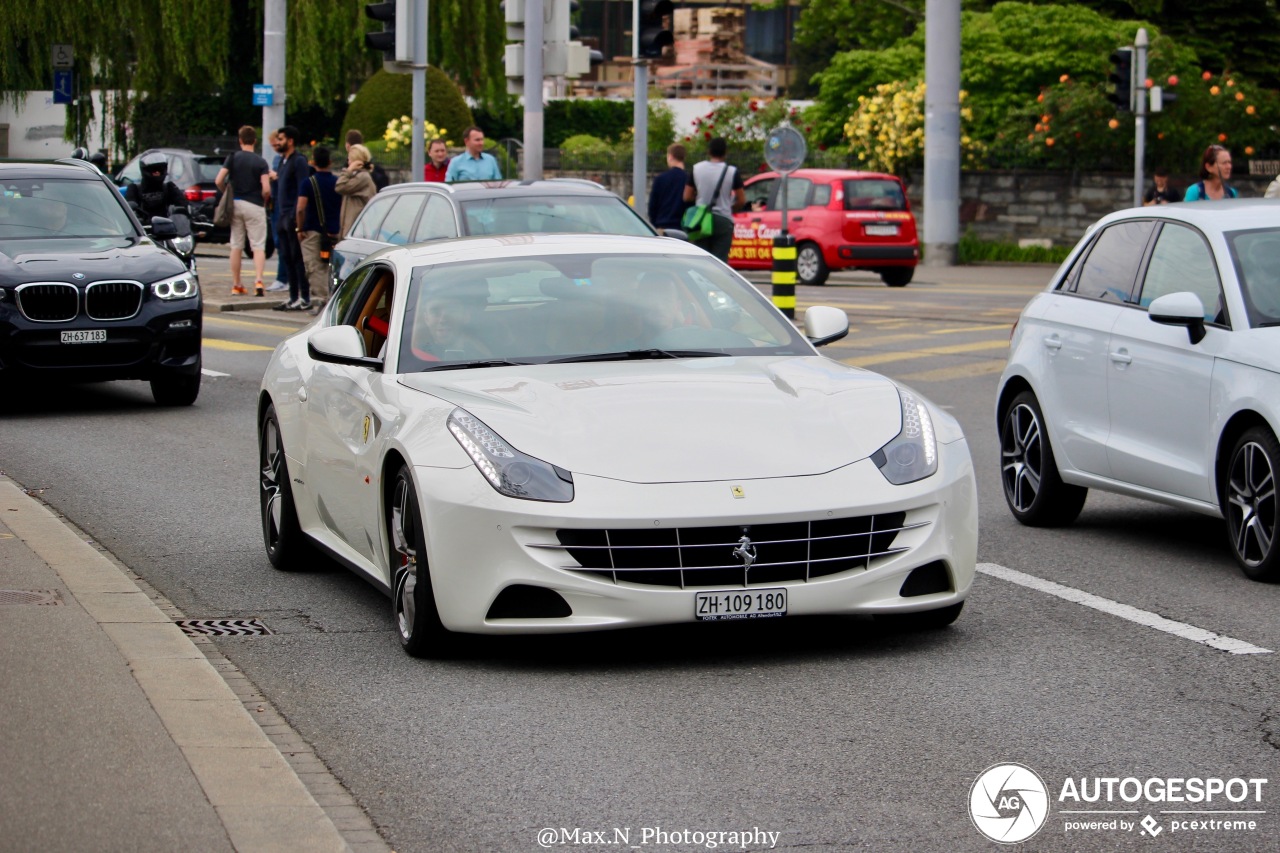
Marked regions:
[0,589,64,606]
[175,618,273,637]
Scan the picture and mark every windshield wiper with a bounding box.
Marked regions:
[420,358,532,371]
[548,348,725,364]
[1255,321,1280,328]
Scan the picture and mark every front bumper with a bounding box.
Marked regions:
[0,297,202,383]
[413,439,977,634]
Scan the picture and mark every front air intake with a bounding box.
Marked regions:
[486,585,573,619]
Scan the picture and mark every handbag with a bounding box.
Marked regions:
[309,176,338,261]
[681,163,732,240]
[212,152,237,228]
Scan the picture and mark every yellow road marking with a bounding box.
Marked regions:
[203,339,274,352]
[827,324,1010,351]
[897,361,1008,383]
[203,316,299,334]
[841,338,1009,368]
[928,323,1013,335]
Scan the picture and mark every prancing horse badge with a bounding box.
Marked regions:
[362,414,371,443]
[731,485,746,499]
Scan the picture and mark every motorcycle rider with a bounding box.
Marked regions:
[125,151,189,224]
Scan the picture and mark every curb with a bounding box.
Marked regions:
[0,479,387,853]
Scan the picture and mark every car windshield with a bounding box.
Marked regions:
[1228,227,1280,327]
[460,195,655,237]
[0,177,136,240]
[843,179,907,211]
[398,252,808,370]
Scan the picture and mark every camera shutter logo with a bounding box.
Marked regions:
[969,763,1050,843]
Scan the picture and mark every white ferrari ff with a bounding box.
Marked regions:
[998,200,1280,581]
[258,234,977,656]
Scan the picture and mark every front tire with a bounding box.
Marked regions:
[1224,427,1280,582]
[999,391,1087,526]
[880,267,914,287]
[151,364,201,406]
[389,465,454,657]
[796,242,829,286]
[259,403,312,571]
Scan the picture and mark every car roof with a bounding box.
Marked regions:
[385,232,705,266]
[379,179,618,200]
[0,160,110,180]
[1097,198,1280,231]
[747,168,901,182]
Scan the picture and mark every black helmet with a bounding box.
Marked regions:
[89,150,109,171]
[139,151,168,188]
[71,146,90,160]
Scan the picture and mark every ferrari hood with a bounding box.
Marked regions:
[398,357,904,483]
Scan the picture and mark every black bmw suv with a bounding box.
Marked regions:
[0,160,202,405]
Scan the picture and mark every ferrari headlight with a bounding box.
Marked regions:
[152,272,199,300]
[872,387,938,485]
[448,409,574,502]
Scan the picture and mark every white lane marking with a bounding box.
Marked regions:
[201,368,230,377]
[976,562,1273,655]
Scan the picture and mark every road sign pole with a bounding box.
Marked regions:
[765,126,806,319]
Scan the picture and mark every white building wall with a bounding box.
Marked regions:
[0,91,113,159]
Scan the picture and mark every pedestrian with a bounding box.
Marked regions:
[423,138,451,182]
[682,137,745,261]
[215,125,271,296]
[336,143,378,240]
[445,127,503,182]
[1143,166,1179,206]
[1183,144,1238,201]
[296,146,342,315]
[265,131,290,292]
[271,126,312,311]
[648,143,689,229]
[345,129,389,191]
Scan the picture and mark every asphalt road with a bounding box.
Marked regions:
[2,260,1277,852]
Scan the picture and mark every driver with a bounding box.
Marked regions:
[124,152,188,223]
[411,291,491,361]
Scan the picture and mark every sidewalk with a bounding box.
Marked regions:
[0,477,387,852]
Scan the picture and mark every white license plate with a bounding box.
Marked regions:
[695,588,787,621]
[865,224,899,236]
[60,330,106,344]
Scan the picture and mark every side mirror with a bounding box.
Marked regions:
[307,325,384,369]
[803,305,850,347]
[1148,291,1207,344]
[150,216,178,238]
[660,228,689,241]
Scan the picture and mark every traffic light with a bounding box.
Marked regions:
[1150,83,1177,112]
[365,0,411,65]
[1108,47,1133,112]
[638,0,674,59]
[502,0,525,95]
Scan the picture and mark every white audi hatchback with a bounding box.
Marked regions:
[259,233,978,656]
[997,199,1280,581]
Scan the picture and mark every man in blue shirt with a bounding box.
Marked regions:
[271,126,313,310]
[296,146,342,313]
[648,143,689,229]
[445,126,503,182]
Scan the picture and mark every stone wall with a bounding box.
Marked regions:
[905,169,1277,247]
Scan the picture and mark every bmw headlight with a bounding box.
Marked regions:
[152,272,199,301]
[872,387,938,485]
[448,409,574,502]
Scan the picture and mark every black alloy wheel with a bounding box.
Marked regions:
[1224,426,1280,582]
[999,391,1087,526]
[795,242,830,286]
[389,464,452,656]
[259,403,311,570]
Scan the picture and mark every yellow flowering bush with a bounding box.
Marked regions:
[384,116,451,151]
[843,80,983,175]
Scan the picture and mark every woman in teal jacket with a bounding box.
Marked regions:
[1184,144,1238,201]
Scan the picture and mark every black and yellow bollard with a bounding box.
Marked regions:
[771,234,797,319]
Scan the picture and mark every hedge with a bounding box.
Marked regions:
[340,67,475,150]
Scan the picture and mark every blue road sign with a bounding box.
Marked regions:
[252,84,274,107]
[53,70,73,105]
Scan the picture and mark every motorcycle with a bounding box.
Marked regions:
[133,203,198,276]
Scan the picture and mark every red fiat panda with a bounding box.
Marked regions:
[729,169,919,286]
